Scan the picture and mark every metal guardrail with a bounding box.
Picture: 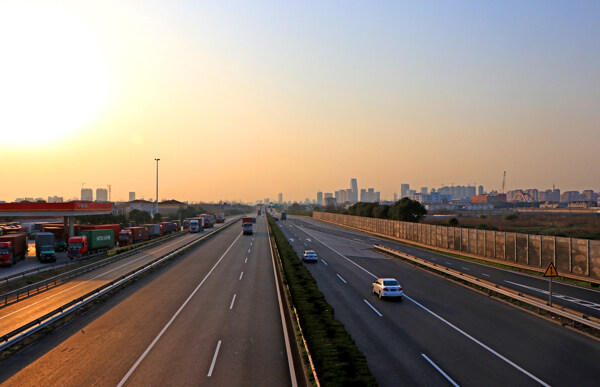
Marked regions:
[374,244,600,331]
[0,217,240,352]
[0,230,189,307]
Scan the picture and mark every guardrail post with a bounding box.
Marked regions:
[569,238,572,274]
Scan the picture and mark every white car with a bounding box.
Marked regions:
[372,278,403,299]
[302,250,318,262]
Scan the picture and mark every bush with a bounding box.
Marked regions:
[448,217,459,227]
[502,212,519,221]
[268,217,377,386]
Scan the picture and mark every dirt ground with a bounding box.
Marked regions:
[423,213,600,240]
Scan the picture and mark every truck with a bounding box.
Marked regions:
[214,213,225,223]
[118,226,148,246]
[35,232,56,262]
[281,211,287,220]
[201,214,215,228]
[0,233,28,266]
[189,217,204,233]
[160,222,175,235]
[77,224,121,242]
[242,217,253,235]
[182,219,191,230]
[41,225,68,252]
[144,224,162,239]
[68,229,115,259]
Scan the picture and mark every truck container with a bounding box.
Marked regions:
[281,211,287,220]
[0,233,28,266]
[215,213,225,223]
[144,224,162,239]
[35,232,56,262]
[201,214,215,228]
[182,219,191,230]
[242,217,253,235]
[77,224,121,242]
[42,225,68,252]
[160,222,175,234]
[118,226,148,246]
[80,229,114,251]
[189,217,205,233]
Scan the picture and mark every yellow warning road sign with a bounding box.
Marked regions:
[543,262,558,277]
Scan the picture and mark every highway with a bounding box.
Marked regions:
[0,214,294,386]
[276,215,600,386]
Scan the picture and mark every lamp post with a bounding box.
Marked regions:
[155,158,160,217]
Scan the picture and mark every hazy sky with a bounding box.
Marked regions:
[1,1,599,203]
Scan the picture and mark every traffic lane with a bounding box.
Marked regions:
[277,223,501,386]
[289,217,600,319]
[293,222,600,386]
[0,221,245,386]
[119,216,290,386]
[0,225,230,338]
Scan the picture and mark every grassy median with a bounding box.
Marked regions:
[268,216,377,386]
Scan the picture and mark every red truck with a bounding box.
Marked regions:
[215,213,225,223]
[242,217,253,235]
[118,226,149,246]
[0,233,28,266]
[201,214,215,228]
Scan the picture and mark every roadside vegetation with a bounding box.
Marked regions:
[424,212,600,240]
[268,216,377,386]
[322,198,427,222]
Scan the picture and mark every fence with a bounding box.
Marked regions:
[313,212,600,284]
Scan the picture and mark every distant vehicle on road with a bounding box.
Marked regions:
[281,211,286,220]
[242,217,253,235]
[372,278,403,299]
[302,250,318,263]
[35,232,56,262]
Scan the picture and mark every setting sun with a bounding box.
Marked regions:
[0,4,111,146]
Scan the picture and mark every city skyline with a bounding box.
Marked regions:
[1,2,599,203]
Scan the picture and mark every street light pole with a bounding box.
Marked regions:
[155,158,160,217]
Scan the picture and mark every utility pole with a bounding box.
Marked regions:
[155,158,160,216]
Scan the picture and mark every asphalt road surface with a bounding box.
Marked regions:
[0,215,293,386]
[276,215,600,387]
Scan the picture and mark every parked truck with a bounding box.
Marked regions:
[41,225,68,252]
[144,224,162,239]
[118,226,149,246]
[160,222,175,235]
[77,224,121,242]
[190,217,204,233]
[242,217,253,235]
[201,214,215,228]
[35,232,56,262]
[0,233,28,266]
[215,213,225,223]
[68,229,114,259]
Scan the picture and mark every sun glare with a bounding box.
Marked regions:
[0,5,111,146]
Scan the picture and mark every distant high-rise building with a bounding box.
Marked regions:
[316,192,323,206]
[324,193,333,205]
[420,187,428,195]
[278,193,283,204]
[129,192,136,201]
[48,196,63,203]
[350,178,358,203]
[360,189,367,202]
[81,188,93,201]
[375,192,381,202]
[478,185,484,195]
[96,188,108,202]
[264,197,270,204]
[401,184,410,198]
[393,193,398,202]
[368,188,375,202]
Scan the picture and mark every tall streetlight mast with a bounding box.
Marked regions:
[155,158,160,216]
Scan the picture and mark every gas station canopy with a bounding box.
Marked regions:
[0,202,113,217]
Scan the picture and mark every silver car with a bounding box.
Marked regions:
[372,278,403,299]
[302,250,318,262]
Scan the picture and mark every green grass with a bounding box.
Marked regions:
[268,216,377,386]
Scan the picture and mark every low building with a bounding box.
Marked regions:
[158,199,187,216]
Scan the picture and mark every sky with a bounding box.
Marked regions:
[1,1,599,203]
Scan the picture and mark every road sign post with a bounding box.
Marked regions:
[543,262,558,307]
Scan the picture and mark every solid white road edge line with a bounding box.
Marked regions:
[421,353,460,387]
[116,232,243,387]
[363,299,382,317]
[207,340,222,377]
[268,220,298,387]
[230,294,237,309]
[336,274,347,284]
[405,295,549,387]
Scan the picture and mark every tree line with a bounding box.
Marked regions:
[324,198,427,222]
